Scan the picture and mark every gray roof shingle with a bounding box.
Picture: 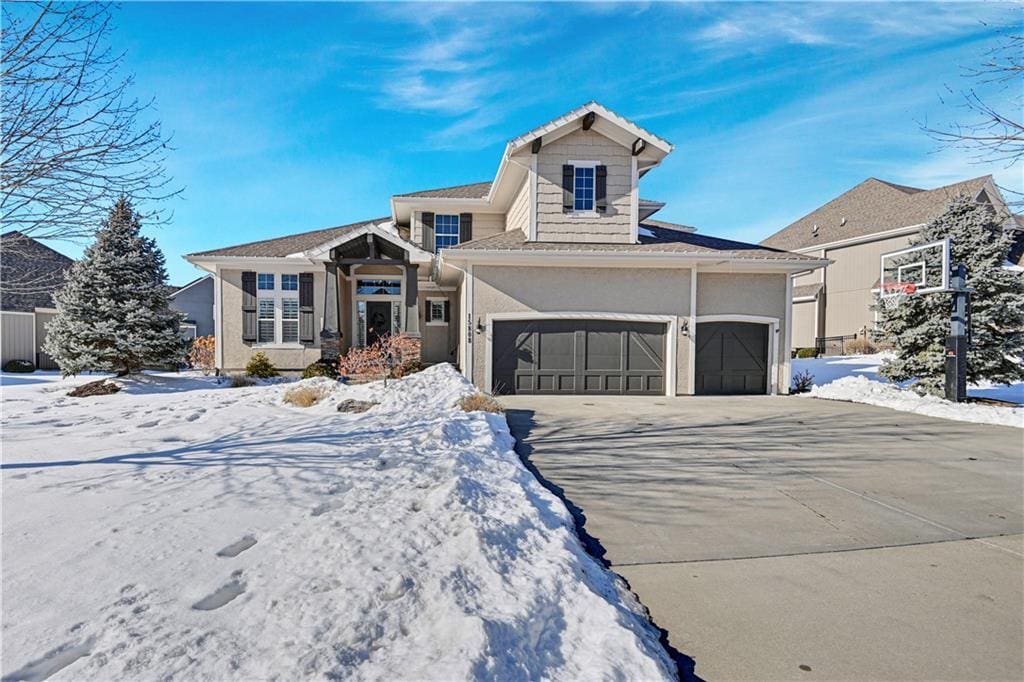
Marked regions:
[452,222,819,261]
[394,181,492,199]
[187,218,389,258]
[1,232,74,312]
[761,176,991,252]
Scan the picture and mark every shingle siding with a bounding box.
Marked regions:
[535,128,633,243]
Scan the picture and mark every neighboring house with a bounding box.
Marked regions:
[186,102,826,395]
[761,176,1023,352]
[1,232,73,369]
[168,275,214,339]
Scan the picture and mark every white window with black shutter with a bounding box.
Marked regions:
[241,270,313,346]
[562,161,607,216]
[426,297,450,326]
[423,212,473,253]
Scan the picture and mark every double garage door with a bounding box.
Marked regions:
[491,318,769,396]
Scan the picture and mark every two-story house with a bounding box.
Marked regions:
[186,102,826,396]
[761,176,1023,353]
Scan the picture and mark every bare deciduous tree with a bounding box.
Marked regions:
[1,1,179,290]
[922,22,1023,205]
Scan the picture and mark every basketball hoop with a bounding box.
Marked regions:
[880,281,916,311]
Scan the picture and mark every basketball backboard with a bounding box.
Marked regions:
[880,238,950,299]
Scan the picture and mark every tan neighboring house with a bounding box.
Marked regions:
[761,176,1023,352]
[0,231,72,370]
[186,102,827,396]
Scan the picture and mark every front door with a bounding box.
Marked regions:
[366,301,392,346]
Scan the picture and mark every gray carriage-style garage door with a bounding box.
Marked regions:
[695,321,769,395]
[491,319,666,395]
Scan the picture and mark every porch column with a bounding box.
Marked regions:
[404,264,420,336]
[320,262,342,360]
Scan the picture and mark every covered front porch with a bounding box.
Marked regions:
[311,225,446,362]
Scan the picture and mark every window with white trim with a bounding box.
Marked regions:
[281,298,299,343]
[254,272,301,345]
[427,298,447,325]
[257,298,275,343]
[574,164,595,211]
[435,214,460,251]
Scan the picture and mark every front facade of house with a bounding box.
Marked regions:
[187,103,826,395]
[762,177,1022,353]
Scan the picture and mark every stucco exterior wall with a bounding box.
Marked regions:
[506,177,530,236]
[469,265,693,394]
[535,128,633,243]
[823,233,915,337]
[220,268,326,371]
[419,291,457,365]
[1,312,35,364]
[791,300,817,348]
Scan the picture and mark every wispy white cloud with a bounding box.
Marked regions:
[694,3,1008,51]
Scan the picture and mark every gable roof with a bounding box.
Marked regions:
[450,221,819,262]
[506,101,673,156]
[186,218,388,258]
[395,181,492,200]
[761,176,992,252]
[1,231,74,312]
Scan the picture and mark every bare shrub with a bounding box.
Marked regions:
[228,374,256,388]
[337,334,420,382]
[283,384,332,408]
[846,337,878,355]
[188,335,216,374]
[791,370,815,394]
[459,392,504,414]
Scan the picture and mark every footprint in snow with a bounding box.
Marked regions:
[137,420,160,429]
[192,575,246,611]
[2,637,96,682]
[216,535,257,558]
[380,576,412,602]
[310,499,344,517]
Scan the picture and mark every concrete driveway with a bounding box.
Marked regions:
[502,395,1024,681]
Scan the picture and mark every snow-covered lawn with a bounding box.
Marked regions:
[793,354,1023,428]
[1,366,672,680]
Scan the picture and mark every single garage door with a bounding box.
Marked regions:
[695,321,769,395]
[492,319,665,395]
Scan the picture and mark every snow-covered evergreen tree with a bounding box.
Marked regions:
[877,195,1024,395]
[44,197,184,375]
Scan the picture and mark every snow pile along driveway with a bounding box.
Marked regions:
[806,375,1024,429]
[1,365,674,680]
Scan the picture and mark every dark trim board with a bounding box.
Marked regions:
[491,319,666,395]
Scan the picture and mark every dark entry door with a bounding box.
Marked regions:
[366,301,391,346]
[695,321,769,395]
[491,319,666,395]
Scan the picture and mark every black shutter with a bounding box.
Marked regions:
[443,300,451,322]
[596,165,608,213]
[241,271,257,342]
[421,212,435,252]
[299,272,314,343]
[562,165,574,213]
[459,213,473,243]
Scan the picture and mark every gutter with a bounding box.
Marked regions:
[442,248,831,271]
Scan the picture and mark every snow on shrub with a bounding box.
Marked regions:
[2,359,35,373]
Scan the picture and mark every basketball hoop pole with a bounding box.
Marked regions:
[945,263,969,402]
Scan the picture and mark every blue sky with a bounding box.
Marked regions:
[58,2,1024,283]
